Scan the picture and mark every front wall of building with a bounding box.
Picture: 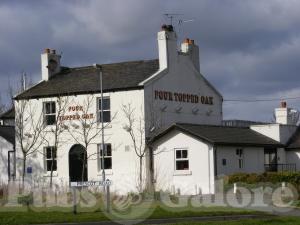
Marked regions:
[152,130,215,195]
[216,146,265,175]
[15,89,146,194]
[144,55,223,135]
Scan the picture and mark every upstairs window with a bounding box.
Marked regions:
[44,146,57,172]
[98,143,112,171]
[97,97,111,123]
[175,149,189,170]
[43,101,56,125]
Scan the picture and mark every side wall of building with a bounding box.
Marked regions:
[144,54,223,135]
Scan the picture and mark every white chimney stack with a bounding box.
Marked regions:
[275,101,298,125]
[181,38,200,72]
[157,25,177,70]
[41,48,61,81]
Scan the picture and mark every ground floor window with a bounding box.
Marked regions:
[44,146,57,172]
[98,143,112,171]
[175,149,189,170]
[238,158,243,169]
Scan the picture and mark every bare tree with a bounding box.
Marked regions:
[122,103,147,192]
[42,96,69,188]
[0,95,7,115]
[15,100,45,187]
[66,95,115,181]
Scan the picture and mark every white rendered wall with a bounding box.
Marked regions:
[216,146,265,175]
[0,137,13,184]
[14,89,146,194]
[152,130,215,195]
[144,53,223,135]
[286,150,300,171]
[250,124,297,144]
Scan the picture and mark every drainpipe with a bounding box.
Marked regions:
[208,146,211,194]
[214,146,217,176]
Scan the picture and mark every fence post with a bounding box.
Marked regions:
[233,183,237,194]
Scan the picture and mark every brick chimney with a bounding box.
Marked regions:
[157,24,177,70]
[41,48,61,81]
[275,101,297,125]
[181,38,200,72]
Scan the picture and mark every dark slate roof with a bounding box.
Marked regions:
[0,107,15,119]
[286,127,300,149]
[222,119,269,128]
[15,59,159,100]
[151,123,283,147]
[0,126,15,145]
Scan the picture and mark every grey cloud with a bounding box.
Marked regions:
[0,0,300,122]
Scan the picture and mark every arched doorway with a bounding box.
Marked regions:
[69,144,88,182]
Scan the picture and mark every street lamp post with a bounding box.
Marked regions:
[94,64,108,211]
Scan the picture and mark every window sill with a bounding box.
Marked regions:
[43,171,58,177]
[173,170,192,176]
[97,170,113,176]
[97,124,112,129]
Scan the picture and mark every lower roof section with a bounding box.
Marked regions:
[150,123,283,148]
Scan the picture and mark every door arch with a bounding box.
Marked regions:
[69,144,88,182]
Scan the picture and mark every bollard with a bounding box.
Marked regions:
[233,183,237,194]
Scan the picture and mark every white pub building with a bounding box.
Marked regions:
[8,25,300,195]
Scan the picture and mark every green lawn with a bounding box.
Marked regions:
[164,217,300,225]
[0,204,263,225]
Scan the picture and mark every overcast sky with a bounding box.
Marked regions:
[0,0,300,121]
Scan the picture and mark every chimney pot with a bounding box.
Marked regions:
[184,38,190,44]
[166,25,174,32]
[189,39,195,45]
[161,24,167,31]
[44,48,51,54]
[281,101,287,108]
[51,49,56,54]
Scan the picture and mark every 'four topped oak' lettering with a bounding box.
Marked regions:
[154,90,213,105]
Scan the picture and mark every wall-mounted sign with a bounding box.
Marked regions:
[59,105,94,121]
[27,167,32,174]
[154,90,213,105]
[70,180,112,187]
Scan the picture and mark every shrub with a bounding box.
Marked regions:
[17,192,33,206]
[228,172,300,185]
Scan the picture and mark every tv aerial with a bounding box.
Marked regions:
[163,13,183,26]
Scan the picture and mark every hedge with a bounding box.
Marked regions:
[228,172,300,185]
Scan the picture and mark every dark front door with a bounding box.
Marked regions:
[69,144,88,182]
[264,148,278,172]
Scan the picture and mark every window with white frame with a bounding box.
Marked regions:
[98,143,112,171]
[43,101,56,125]
[97,97,111,123]
[175,149,189,170]
[44,146,57,172]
